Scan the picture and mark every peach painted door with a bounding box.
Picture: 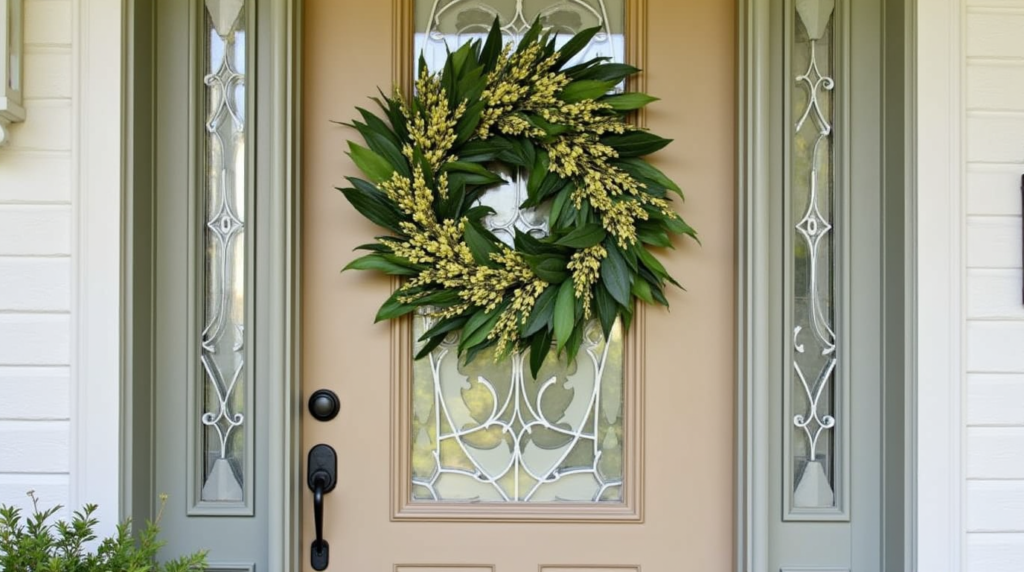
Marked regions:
[301,1,735,570]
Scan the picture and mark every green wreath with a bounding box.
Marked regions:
[340,19,696,377]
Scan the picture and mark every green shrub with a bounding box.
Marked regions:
[0,492,206,572]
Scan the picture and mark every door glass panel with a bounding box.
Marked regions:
[200,0,248,503]
[409,0,626,504]
[790,0,837,510]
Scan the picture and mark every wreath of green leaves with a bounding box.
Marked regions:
[341,19,696,377]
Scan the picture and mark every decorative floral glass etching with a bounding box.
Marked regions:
[410,0,627,503]
[412,317,624,502]
[200,0,248,503]
[414,0,624,80]
[790,0,836,509]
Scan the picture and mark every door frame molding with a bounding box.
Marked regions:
[735,0,938,569]
[116,0,964,569]
[912,0,965,569]
[122,1,302,570]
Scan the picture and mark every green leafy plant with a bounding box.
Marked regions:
[0,492,206,572]
[340,17,697,376]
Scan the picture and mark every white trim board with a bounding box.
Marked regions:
[913,0,965,569]
[69,0,123,533]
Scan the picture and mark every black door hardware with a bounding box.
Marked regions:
[308,389,341,422]
[307,444,337,571]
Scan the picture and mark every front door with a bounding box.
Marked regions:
[301,1,737,570]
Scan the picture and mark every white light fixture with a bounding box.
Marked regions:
[0,0,25,147]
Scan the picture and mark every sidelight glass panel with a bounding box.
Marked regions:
[409,0,627,504]
[790,0,837,509]
[200,0,248,503]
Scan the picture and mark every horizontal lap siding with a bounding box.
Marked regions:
[0,0,73,514]
[966,2,1024,569]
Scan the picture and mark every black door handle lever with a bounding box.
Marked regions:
[307,444,337,571]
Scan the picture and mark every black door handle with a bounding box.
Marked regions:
[307,444,337,571]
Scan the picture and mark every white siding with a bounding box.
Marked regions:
[0,0,73,515]
[965,2,1024,568]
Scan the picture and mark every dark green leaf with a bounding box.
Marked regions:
[553,280,576,353]
[559,80,618,103]
[514,230,564,256]
[418,314,470,342]
[554,223,607,248]
[601,93,659,111]
[601,239,633,306]
[663,213,698,240]
[594,282,617,338]
[356,107,402,150]
[353,242,391,253]
[412,289,463,307]
[455,100,485,144]
[650,282,670,306]
[562,57,611,79]
[516,18,543,55]
[526,114,571,138]
[480,18,504,71]
[631,278,654,304]
[463,219,502,267]
[459,304,505,354]
[347,142,395,183]
[415,334,447,360]
[437,176,466,220]
[363,130,410,178]
[527,149,550,203]
[529,329,554,379]
[337,185,405,235]
[442,161,505,187]
[564,318,585,364]
[524,253,570,283]
[601,131,672,158]
[571,63,639,83]
[374,290,418,322]
[548,184,573,228]
[620,301,634,331]
[637,245,670,280]
[637,224,673,248]
[614,157,684,198]
[459,139,511,162]
[343,254,418,276]
[464,337,498,365]
[554,26,601,68]
[521,285,557,337]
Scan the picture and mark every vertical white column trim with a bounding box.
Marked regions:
[70,0,124,532]
[914,0,964,569]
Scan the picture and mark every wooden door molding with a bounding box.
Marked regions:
[386,0,650,524]
[123,0,301,569]
[735,0,915,569]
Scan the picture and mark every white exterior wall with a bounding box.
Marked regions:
[0,0,74,518]
[964,2,1024,570]
[0,0,121,529]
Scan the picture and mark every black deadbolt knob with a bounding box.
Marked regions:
[308,389,340,422]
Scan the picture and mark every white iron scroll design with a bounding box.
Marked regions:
[200,1,247,502]
[791,8,836,506]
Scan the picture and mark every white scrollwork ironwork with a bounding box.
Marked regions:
[416,0,622,79]
[412,319,623,502]
[791,7,836,507]
[200,0,247,502]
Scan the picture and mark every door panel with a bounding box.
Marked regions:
[301,0,735,569]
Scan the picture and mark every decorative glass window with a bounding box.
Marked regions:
[408,0,628,504]
[789,0,838,512]
[197,0,250,506]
